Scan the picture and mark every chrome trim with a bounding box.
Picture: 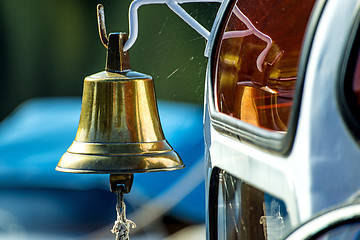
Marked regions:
[285,204,360,240]
[204,0,231,57]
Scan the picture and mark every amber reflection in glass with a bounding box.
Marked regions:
[214,0,316,131]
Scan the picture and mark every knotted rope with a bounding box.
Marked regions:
[111,189,136,240]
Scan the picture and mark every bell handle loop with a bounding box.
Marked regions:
[97,4,109,48]
[124,0,223,52]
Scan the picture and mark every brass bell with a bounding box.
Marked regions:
[56,30,184,177]
[57,5,184,239]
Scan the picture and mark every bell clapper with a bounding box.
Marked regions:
[110,174,134,194]
[110,174,136,240]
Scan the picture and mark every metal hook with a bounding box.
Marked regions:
[97,4,109,48]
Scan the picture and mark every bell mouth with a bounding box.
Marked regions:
[56,140,184,174]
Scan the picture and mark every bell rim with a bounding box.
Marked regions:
[56,150,184,174]
[55,164,185,174]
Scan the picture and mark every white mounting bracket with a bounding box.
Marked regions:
[124,0,223,53]
[123,0,272,70]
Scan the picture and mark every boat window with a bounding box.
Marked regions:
[213,0,316,132]
[216,170,291,239]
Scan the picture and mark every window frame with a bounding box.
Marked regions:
[206,0,327,155]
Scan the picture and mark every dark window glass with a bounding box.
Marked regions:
[340,22,360,140]
[353,47,360,106]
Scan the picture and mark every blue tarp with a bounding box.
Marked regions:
[0,98,205,233]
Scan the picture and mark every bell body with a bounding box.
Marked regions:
[56,70,184,173]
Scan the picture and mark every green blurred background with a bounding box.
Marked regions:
[0,0,219,121]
